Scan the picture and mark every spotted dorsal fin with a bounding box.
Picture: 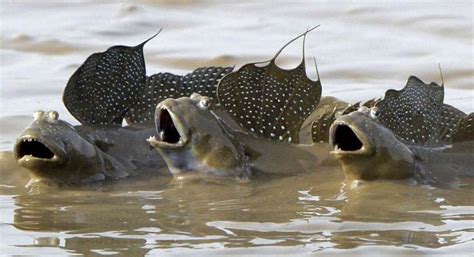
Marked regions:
[438,104,466,143]
[217,27,321,143]
[377,76,444,145]
[311,107,337,143]
[63,32,159,126]
[450,113,474,143]
[125,66,233,124]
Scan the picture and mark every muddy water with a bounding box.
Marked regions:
[1,1,473,256]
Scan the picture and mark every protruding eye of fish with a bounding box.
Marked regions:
[358,106,369,113]
[190,93,202,101]
[370,107,380,119]
[33,110,45,121]
[48,111,59,121]
[198,97,211,110]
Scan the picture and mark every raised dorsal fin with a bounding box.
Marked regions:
[63,33,159,126]
[450,113,474,143]
[377,76,444,145]
[311,106,337,143]
[438,104,466,143]
[125,66,233,124]
[217,26,321,144]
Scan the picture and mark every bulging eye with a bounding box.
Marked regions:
[48,111,59,120]
[370,107,380,119]
[198,97,211,110]
[33,110,45,121]
[358,106,369,113]
[190,93,201,101]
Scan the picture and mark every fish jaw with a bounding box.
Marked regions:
[329,118,375,157]
[148,102,189,149]
[14,134,66,169]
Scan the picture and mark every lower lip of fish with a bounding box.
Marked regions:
[147,135,186,148]
[18,154,61,163]
[331,145,370,155]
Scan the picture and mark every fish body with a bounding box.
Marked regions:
[325,76,474,185]
[148,28,336,179]
[330,109,474,184]
[148,94,333,180]
[14,111,165,185]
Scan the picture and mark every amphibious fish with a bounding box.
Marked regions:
[318,76,474,184]
[14,110,164,185]
[15,33,233,184]
[147,93,333,180]
[147,27,337,180]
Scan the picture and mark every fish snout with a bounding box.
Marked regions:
[329,116,374,156]
[14,131,66,169]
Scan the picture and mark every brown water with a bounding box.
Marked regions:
[1,1,473,256]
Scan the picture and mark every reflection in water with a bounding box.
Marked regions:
[4,150,473,255]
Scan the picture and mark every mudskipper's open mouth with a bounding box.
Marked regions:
[330,121,372,155]
[159,108,181,144]
[148,105,187,148]
[14,137,59,162]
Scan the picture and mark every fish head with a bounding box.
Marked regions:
[148,93,245,177]
[329,106,415,181]
[14,110,102,182]
[150,93,215,148]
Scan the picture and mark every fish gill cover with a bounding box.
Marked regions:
[217,26,322,144]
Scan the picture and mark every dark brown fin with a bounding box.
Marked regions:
[361,98,380,109]
[63,32,160,126]
[341,102,361,115]
[451,113,474,143]
[438,104,466,143]
[377,76,444,145]
[311,107,337,143]
[217,26,321,143]
[125,66,233,124]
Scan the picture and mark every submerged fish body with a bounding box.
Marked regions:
[148,94,249,178]
[326,76,474,184]
[148,94,333,180]
[330,108,474,184]
[14,110,165,185]
[330,109,416,181]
